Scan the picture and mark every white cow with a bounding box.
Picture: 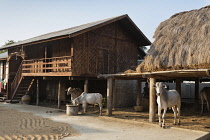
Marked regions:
[154,82,181,128]
[200,87,210,114]
[67,87,82,101]
[72,92,103,115]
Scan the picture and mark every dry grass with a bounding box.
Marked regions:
[137,5,210,72]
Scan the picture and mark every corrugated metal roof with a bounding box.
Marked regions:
[0,52,8,59]
[0,14,151,50]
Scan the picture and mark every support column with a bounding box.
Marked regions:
[194,79,199,110]
[136,79,142,106]
[112,79,116,109]
[149,77,156,122]
[84,79,88,93]
[107,77,113,116]
[58,80,61,109]
[36,79,39,106]
[176,79,182,95]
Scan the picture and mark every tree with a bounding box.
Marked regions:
[0,40,16,54]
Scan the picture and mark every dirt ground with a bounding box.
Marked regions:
[38,101,210,132]
[0,101,210,140]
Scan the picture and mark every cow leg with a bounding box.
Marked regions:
[158,107,162,127]
[207,101,210,112]
[177,106,181,125]
[201,99,204,114]
[99,103,102,116]
[162,109,167,128]
[172,106,177,125]
[82,103,87,114]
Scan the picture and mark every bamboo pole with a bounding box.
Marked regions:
[107,78,113,116]
[149,77,156,122]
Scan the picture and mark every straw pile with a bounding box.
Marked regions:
[137,5,210,72]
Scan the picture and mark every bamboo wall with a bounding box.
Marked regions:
[73,21,138,76]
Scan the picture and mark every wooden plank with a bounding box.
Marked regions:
[22,72,72,77]
[149,77,156,122]
[107,78,113,116]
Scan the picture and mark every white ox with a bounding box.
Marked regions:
[67,87,83,101]
[72,92,103,115]
[154,82,181,128]
[200,87,210,114]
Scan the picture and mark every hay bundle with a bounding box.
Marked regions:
[137,5,210,72]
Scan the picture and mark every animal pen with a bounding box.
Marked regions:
[99,5,210,121]
[0,15,151,112]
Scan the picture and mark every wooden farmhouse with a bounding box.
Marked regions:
[0,15,151,108]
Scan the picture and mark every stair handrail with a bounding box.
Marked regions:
[10,61,23,101]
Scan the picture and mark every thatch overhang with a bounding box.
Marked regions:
[137,5,210,73]
[0,14,151,51]
[98,69,210,80]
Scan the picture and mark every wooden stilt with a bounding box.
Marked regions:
[58,80,61,109]
[194,79,199,110]
[36,79,39,106]
[84,79,88,93]
[136,79,142,106]
[112,79,116,109]
[176,79,182,96]
[107,78,113,116]
[149,77,156,122]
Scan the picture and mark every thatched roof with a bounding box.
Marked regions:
[137,5,210,72]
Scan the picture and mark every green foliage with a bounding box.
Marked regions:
[0,40,16,54]
[4,40,15,46]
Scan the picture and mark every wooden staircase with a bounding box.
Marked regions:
[10,62,35,103]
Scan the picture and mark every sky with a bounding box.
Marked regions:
[0,0,210,47]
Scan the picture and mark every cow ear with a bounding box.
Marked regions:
[163,84,167,88]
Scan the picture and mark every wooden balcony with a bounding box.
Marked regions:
[22,56,72,76]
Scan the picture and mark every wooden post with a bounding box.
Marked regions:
[84,79,88,93]
[107,78,113,116]
[149,77,156,122]
[36,79,39,106]
[112,79,116,109]
[58,80,61,109]
[136,79,142,106]
[194,79,199,110]
[176,79,182,95]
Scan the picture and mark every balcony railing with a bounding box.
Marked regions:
[22,56,72,76]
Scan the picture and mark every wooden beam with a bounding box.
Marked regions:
[84,79,89,93]
[107,78,113,116]
[112,79,116,109]
[36,79,39,106]
[149,77,156,122]
[58,80,61,109]
[136,79,142,106]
